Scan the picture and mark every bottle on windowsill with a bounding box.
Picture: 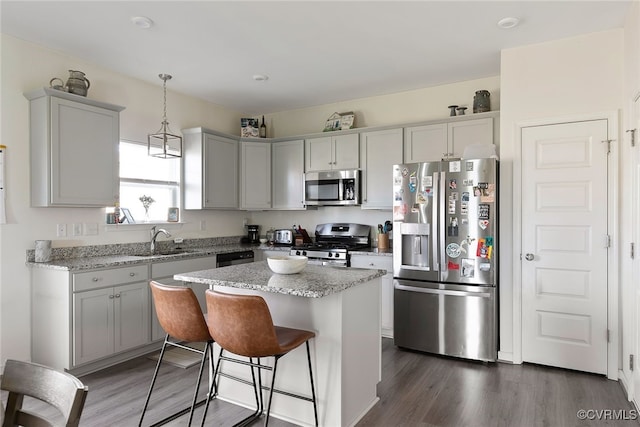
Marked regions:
[259,115,267,138]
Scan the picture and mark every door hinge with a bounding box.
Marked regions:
[605,235,611,248]
[631,354,634,371]
[627,129,637,147]
[632,242,636,260]
[602,139,613,154]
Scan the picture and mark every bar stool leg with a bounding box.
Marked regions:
[201,348,224,426]
[306,341,318,427]
[187,341,213,426]
[139,335,170,427]
[264,356,281,427]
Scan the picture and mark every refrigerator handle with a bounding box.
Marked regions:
[439,171,447,272]
[394,283,492,298]
[432,171,439,271]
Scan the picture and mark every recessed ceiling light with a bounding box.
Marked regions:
[497,17,520,29]
[131,16,154,29]
[253,74,269,81]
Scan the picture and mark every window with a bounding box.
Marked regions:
[118,140,180,223]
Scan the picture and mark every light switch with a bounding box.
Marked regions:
[56,224,67,237]
[72,223,82,236]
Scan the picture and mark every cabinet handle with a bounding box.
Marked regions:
[369,263,375,266]
[129,272,135,276]
[109,295,114,299]
[92,277,100,282]
[115,293,121,298]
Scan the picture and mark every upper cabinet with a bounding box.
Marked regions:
[240,140,271,210]
[183,128,238,209]
[272,140,305,210]
[25,88,124,207]
[404,117,494,163]
[360,128,403,210]
[305,133,359,171]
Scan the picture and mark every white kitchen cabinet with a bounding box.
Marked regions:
[305,133,359,171]
[24,87,124,207]
[240,140,271,210]
[404,117,494,163]
[360,128,403,210]
[183,128,238,209]
[272,139,305,210]
[150,256,217,341]
[350,254,394,338]
[73,280,149,366]
[31,264,152,374]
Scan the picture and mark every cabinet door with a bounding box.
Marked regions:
[333,133,360,169]
[360,128,403,209]
[114,282,150,353]
[240,141,271,209]
[272,140,305,209]
[204,134,238,208]
[73,287,114,366]
[305,136,333,171]
[447,118,493,158]
[403,123,447,163]
[350,255,394,338]
[51,97,119,206]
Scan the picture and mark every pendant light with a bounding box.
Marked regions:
[148,73,182,158]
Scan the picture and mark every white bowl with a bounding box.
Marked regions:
[259,238,268,244]
[267,255,308,274]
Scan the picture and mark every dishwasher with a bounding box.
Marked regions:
[216,250,254,267]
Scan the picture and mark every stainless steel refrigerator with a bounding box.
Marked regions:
[392,158,498,362]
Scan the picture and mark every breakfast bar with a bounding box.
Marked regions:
[175,261,385,427]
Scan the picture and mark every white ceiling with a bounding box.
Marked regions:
[1,1,632,114]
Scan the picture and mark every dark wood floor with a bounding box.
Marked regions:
[3,338,638,426]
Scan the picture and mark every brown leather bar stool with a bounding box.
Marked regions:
[201,289,318,427]
[139,281,216,427]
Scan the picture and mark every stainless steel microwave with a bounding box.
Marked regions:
[304,170,360,206]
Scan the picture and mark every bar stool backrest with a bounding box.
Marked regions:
[205,290,281,357]
[150,281,211,342]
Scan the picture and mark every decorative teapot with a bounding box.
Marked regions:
[50,70,90,96]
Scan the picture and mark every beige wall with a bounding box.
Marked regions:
[499,29,625,361]
[0,34,246,363]
[265,76,500,138]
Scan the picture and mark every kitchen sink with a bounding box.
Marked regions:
[130,249,196,257]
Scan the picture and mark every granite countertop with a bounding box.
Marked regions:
[350,247,393,256]
[175,261,386,298]
[26,243,258,271]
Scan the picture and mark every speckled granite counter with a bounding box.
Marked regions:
[174,261,385,298]
[350,247,393,257]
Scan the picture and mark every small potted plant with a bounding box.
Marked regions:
[139,195,155,222]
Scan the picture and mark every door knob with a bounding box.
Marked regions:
[525,253,535,261]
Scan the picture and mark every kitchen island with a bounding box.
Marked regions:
[175,261,385,427]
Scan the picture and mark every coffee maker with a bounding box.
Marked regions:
[247,225,260,244]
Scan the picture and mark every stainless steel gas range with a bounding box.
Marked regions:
[290,223,371,267]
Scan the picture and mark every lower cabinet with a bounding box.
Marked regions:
[31,264,151,374]
[350,254,394,338]
[253,249,288,261]
[150,256,217,341]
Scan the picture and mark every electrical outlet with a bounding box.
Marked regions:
[72,223,82,236]
[243,218,249,227]
[200,220,206,231]
[56,224,67,237]
[83,223,98,235]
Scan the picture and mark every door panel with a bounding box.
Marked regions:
[521,119,608,375]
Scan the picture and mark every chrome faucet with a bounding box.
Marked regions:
[150,226,171,253]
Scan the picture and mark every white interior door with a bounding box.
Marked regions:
[521,119,609,375]
[632,96,640,403]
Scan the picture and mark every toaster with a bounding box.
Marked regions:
[274,229,294,245]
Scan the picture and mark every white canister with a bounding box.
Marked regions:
[35,240,52,263]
